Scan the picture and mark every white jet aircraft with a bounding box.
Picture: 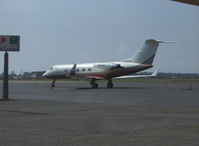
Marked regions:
[43,39,170,88]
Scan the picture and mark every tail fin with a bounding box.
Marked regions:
[131,39,163,65]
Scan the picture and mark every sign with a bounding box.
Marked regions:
[0,35,20,51]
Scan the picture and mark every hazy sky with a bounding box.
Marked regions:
[0,0,199,73]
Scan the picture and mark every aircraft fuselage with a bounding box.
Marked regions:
[43,62,152,80]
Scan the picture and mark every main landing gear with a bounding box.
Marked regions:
[90,79,113,88]
[51,79,56,88]
[90,79,98,88]
[107,79,113,88]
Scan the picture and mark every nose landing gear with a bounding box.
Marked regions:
[51,79,56,88]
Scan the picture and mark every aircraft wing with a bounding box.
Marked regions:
[82,76,104,80]
[170,0,199,6]
[114,66,160,79]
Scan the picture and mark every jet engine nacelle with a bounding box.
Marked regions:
[109,63,121,70]
[95,63,121,70]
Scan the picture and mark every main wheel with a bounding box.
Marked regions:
[51,79,56,88]
[107,82,113,88]
[92,83,98,88]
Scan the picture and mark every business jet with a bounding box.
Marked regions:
[43,39,171,88]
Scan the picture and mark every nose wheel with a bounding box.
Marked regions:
[51,79,56,88]
[107,79,113,88]
[90,79,98,88]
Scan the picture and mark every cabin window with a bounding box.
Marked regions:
[82,68,85,72]
[88,68,91,71]
[76,69,79,72]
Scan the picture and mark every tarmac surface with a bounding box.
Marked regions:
[0,81,199,146]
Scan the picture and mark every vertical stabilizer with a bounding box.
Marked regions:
[131,39,162,65]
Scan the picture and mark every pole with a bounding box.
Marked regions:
[3,51,9,100]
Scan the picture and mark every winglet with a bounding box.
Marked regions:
[68,64,77,76]
[152,66,161,76]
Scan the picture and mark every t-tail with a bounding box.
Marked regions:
[131,39,175,65]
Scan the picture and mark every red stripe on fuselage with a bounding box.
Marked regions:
[79,73,109,79]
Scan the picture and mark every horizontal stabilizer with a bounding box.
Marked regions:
[157,40,177,43]
[114,66,160,79]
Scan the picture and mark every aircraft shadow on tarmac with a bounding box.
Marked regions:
[76,87,149,90]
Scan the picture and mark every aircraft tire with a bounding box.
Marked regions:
[92,83,98,89]
[107,82,113,88]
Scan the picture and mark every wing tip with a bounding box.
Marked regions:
[152,66,161,76]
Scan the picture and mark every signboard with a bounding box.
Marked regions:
[0,35,20,51]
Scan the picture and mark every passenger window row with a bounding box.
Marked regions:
[65,68,92,73]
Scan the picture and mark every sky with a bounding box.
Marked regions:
[0,0,199,73]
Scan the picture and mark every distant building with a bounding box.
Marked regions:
[31,71,45,79]
[22,71,45,79]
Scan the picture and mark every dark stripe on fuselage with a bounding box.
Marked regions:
[144,58,154,64]
[142,55,155,65]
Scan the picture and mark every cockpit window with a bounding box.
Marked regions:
[50,67,53,70]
